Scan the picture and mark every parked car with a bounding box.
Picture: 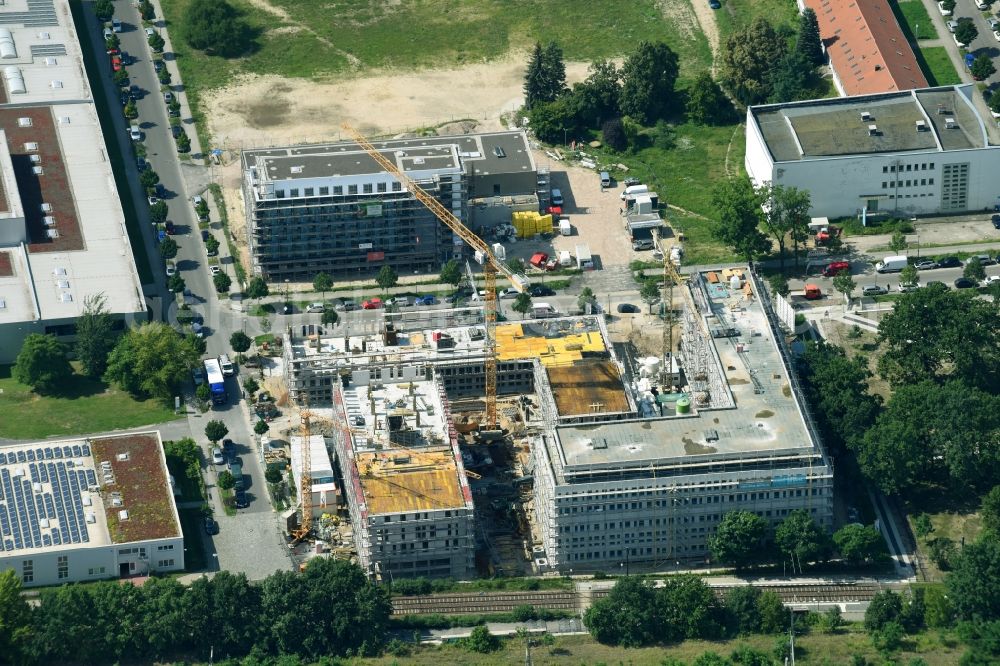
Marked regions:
[145,27,156,37]
[136,156,147,171]
[977,0,990,9]
[937,256,962,268]
[898,282,920,293]
[165,261,176,277]
[222,439,235,457]
[111,17,122,32]
[147,196,159,206]
[985,275,1000,285]
[234,491,249,509]
[822,261,851,277]
[925,280,947,289]
[709,0,721,7]
[192,367,204,386]
[129,124,142,141]
[994,215,1000,229]
[154,59,164,72]
[971,254,997,266]
[164,221,176,235]
[305,302,325,313]
[203,518,219,535]
[163,91,173,103]
[385,296,411,307]
[617,303,640,313]
[201,229,210,242]
[623,177,642,187]
[861,284,887,296]
[947,19,959,32]
[110,55,123,72]
[362,298,383,310]
[914,260,939,270]
[937,0,952,14]
[530,285,555,297]
[498,288,518,299]
[210,265,221,276]
[335,300,358,311]
[529,252,549,269]
[211,447,224,465]
[632,239,655,251]
[954,277,977,289]
[415,295,437,306]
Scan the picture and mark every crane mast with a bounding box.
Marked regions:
[292,405,312,542]
[341,124,528,427]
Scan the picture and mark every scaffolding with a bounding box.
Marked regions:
[679,273,731,410]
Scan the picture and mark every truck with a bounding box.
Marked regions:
[620,184,648,200]
[875,255,908,273]
[558,218,572,236]
[575,244,594,270]
[532,302,559,318]
[204,358,226,405]
[558,250,572,266]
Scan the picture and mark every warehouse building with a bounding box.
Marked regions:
[0,2,146,362]
[330,376,476,580]
[746,85,1000,217]
[0,432,184,587]
[241,131,537,281]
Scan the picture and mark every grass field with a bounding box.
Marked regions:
[895,0,940,41]
[917,46,962,85]
[354,626,964,665]
[0,364,178,440]
[714,0,802,38]
[68,0,154,284]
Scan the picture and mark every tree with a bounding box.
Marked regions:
[183,0,254,57]
[465,625,501,653]
[439,260,462,287]
[217,470,235,490]
[964,259,986,283]
[512,292,533,318]
[138,0,155,21]
[865,591,903,633]
[123,100,138,120]
[105,34,119,51]
[196,382,210,403]
[264,467,281,484]
[760,184,811,273]
[871,621,904,654]
[768,273,790,297]
[768,51,811,104]
[229,331,252,355]
[148,31,165,53]
[834,524,886,565]
[528,95,584,144]
[204,235,220,256]
[758,590,787,633]
[602,118,628,151]
[619,41,680,124]
[833,270,856,305]
[899,263,918,289]
[159,237,178,261]
[710,176,771,265]
[214,271,232,293]
[94,0,114,21]
[889,231,907,253]
[158,66,171,85]
[775,509,830,568]
[584,577,661,647]
[730,645,773,665]
[313,272,333,299]
[14,333,72,393]
[508,258,525,273]
[658,575,722,641]
[113,68,129,88]
[725,586,764,634]
[105,322,201,399]
[375,264,398,292]
[0,570,33,664]
[254,419,269,436]
[242,376,259,396]
[956,20,978,47]
[165,274,185,296]
[76,292,115,378]
[541,42,567,102]
[205,420,229,443]
[982,486,1000,535]
[140,169,160,191]
[176,132,191,154]
[149,200,168,225]
[720,17,788,105]
[246,276,269,301]
[578,287,596,311]
[576,59,621,126]
[820,606,844,634]
[797,8,824,66]
[948,536,1000,621]
[523,42,547,109]
[709,510,768,569]
[321,307,339,327]
[687,73,732,125]
[168,98,181,116]
[639,280,661,313]
[942,0,956,10]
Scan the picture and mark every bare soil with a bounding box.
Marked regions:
[682,0,721,70]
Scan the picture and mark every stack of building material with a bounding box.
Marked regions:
[511,211,552,238]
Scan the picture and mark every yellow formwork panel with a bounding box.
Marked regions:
[495,325,607,366]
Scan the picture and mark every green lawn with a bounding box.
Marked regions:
[916,46,962,86]
[715,0,801,39]
[68,0,154,284]
[895,0,940,41]
[0,365,179,440]
[353,626,965,665]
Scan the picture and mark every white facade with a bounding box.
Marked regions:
[4,536,184,587]
[746,85,1000,218]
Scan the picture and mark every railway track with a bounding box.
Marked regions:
[392,582,886,616]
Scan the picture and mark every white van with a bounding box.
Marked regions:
[551,188,564,206]
[218,354,235,376]
[600,171,611,188]
[620,184,648,200]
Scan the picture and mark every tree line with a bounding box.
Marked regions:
[523,11,825,152]
[0,559,390,665]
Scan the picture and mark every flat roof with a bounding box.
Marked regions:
[546,361,631,417]
[289,435,334,486]
[752,86,988,162]
[806,0,927,96]
[0,432,179,557]
[0,0,144,326]
[356,449,466,514]
[548,269,822,477]
[243,131,534,185]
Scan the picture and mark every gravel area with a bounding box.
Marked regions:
[209,511,294,580]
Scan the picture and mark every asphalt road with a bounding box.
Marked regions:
[785,258,1000,296]
[955,0,1000,93]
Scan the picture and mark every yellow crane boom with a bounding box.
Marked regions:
[341,124,528,427]
[291,406,312,542]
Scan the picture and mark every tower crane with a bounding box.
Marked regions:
[341,124,530,428]
[291,403,313,543]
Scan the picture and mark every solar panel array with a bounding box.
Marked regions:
[0,443,95,552]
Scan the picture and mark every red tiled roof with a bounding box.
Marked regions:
[806,0,929,96]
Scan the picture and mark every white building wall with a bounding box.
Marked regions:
[744,110,777,188]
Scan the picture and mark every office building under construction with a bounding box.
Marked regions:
[284,267,832,575]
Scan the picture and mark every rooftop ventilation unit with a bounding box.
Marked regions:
[43,216,55,226]
[58,116,70,125]
[4,67,25,94]
[0,29,16,60]
[32,166,42,175]
[915,120,928,132]
[0,299,6,310]
[945,117,957,129]
[37,32,50,40]
[29,154,40,163]
[290,165,303,174]
[40,202,51,212]
[118,509,129,521]
[17,116,31,127]
[46,229,59,240]
[59,292,71,303]
[49,80,62,89]
[493,146,506,158]
[860,111,872,121]
[53,267,66,276]
[116,452,129,461]
[868,124,879,136]
[23,142,37,151]
[44,57,56,66]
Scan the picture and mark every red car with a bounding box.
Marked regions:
[362,298,383,310]
[822,261,850,277]
[111,56,123,72]
[529,252,549,269]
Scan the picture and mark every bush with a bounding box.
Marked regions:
[464,625,501,653]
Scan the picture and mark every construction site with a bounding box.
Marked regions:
[273,129,833,579]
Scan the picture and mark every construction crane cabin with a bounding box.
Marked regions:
[341,124,529,429]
